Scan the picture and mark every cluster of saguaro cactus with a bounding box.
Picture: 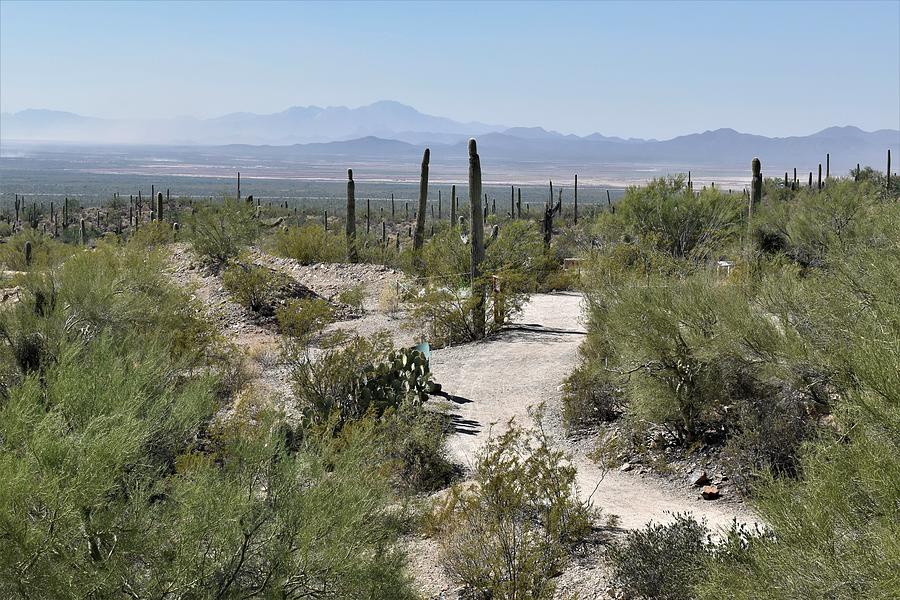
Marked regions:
[346,169,357,262]
[468,139,486,339]
[413,148,430,250]
[750,157,762,218]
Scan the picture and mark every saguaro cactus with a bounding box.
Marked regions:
[542,196,561,248]
[80,218,86,245]
[750,157,762,218]
[888,149,892,190]
[468,139,486,340]
[574,174,578,225]
[413,148,430,250]
[450,184,457,226]
[510,185,515,219]
[24,241,32,266]
[826,153,830,179]
[346,169,357,262]
[818,163,822,190]
[517,188,522,218]
[156,192,164,222]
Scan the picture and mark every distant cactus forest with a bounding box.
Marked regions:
[1,140,898,599]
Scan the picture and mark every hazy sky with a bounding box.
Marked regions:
[1,0,898,139]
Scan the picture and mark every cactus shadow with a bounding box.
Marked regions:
[447,414,481,436]
[431,390,473,405]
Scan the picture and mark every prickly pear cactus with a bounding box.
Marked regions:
[354,346,438,416]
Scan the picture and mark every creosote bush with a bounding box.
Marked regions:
[607,514,710,600]
[275,296,334,339]
[432,420,593,599]
[188,199,258,265]
[268,223,345,264]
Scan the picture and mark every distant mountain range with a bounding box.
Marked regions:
[1,101,897,172]
[0,101,500,145]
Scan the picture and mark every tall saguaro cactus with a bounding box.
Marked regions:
[750,157,762,218]
[574,174,578,225]
[450,184,457,226]
[413,148,430,250]
[346,169,358,262]
[156,192,164,223]
[468,139,486,340]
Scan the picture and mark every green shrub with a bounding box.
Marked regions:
[338,283,367,312]
[290,333,434,427]
[434,422,592,599]
[607,514,710,600]
[596,177,743,261]
[378,405,456,493]
[562,362,622,430]
[222,261,305,317]
[188,200,258,264]
[222,261,278,313]
[0,230,73,271]
[0,233,418,599]
[268,223,345,264]
[276,297,334,339]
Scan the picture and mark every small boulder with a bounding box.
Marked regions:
[701,485,721,500]
[690,471,711,487]
[619,462,634,472]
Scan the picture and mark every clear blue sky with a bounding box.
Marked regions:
[1,0,898,138]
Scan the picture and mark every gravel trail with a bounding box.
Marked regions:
[429,292,756,531]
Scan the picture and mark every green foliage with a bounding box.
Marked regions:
[268,223,345,264]
[338,283,367,312]
[188,200,258,264]
[433,421,592,599]
[0,230,73,271]
[275,296,334,339]
[575,175,900,596]
[222,261,303,317]
[291,333,434,427]
[0,234,419,599]
[596,176,744,261]
[378,405,456,493]
[221,261,279,314]
[607,514,710,600]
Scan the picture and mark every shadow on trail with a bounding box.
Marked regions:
[494,323,587,343]
[447,414,480,436]
[431,390,473,405]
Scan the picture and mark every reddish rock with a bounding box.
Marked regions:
[701,485,721,500]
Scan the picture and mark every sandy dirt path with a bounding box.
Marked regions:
[429,292,756,532]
